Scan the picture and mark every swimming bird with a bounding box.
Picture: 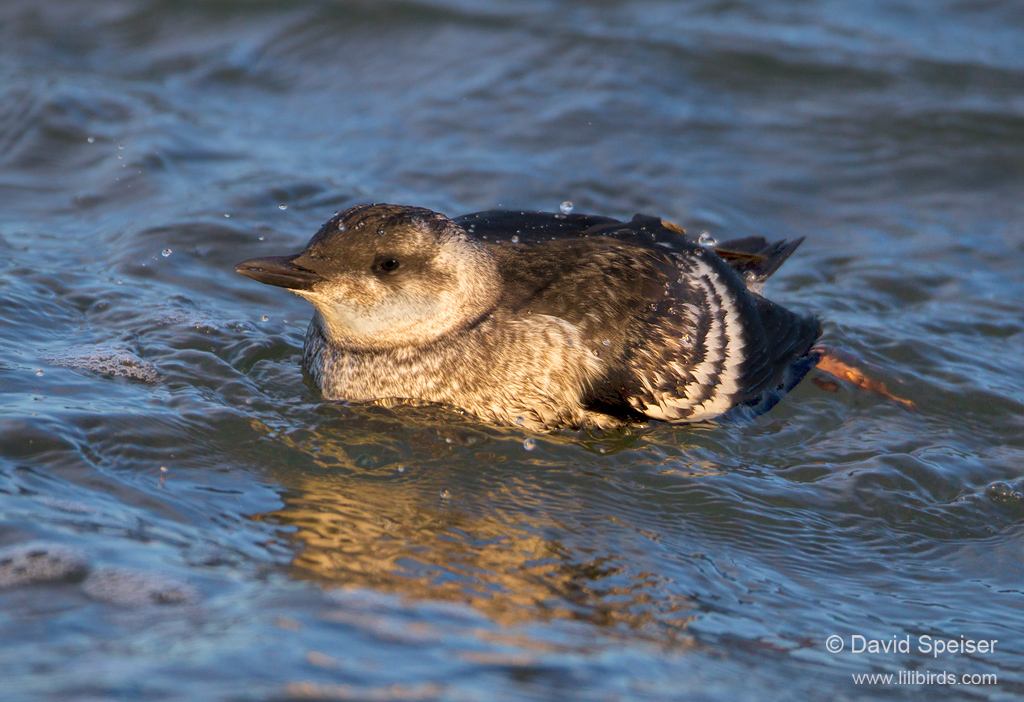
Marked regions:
[235,204,821,430]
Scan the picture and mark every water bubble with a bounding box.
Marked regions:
[440,489,451,500]
[511,235,520,243]
[560,201,574,215]
[86,136,95,143]
[161,249,172,257]
[698,231,717,247]
[523,438,537,451]
[35,369,43,376]
[278,204,288,210]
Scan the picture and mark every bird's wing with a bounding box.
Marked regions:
[712,236,806,288]
[455,210,694,249]
[617,243,820,423]
[468,211,820,423]
[459,210,806,289]
[454,210,622,244]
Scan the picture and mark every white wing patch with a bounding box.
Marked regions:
[687,259,744,419]
[635,256,745,422]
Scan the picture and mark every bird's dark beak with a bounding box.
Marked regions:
[234,255,323,291]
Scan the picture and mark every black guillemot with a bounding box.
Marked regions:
[235,203,821,430]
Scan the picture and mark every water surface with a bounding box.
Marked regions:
[2,1,1024,700]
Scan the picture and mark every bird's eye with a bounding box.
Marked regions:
[378,258,400,272]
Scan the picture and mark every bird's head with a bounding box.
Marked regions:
[235,204,498,350]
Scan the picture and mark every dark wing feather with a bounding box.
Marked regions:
[454,210,622,244]
[737,293,821,403]
[460,211,806,288]
[456,210,695,250]
[714,236,805,285]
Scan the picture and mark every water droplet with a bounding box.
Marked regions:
[698,231,717,247]
[440,489,451,499]
[397,465,406,473]
[159,466,168,473]
[338,222,346,231]
[566,339,574,347]
[377,227,386,236]
[162,248,172,257]
[683,333,692,343]
[116,279,123,285]
[224,213,231,218]
[117,144,124,150]
[35,369,43,376]
[602,339,610,347]
[261,315,269,321]
[468,225,476,233]
[523,438,537,451]
[511,235,520,244]
[278,204,288,210]
[86,136,95,143]
[515,416,525,426]
[116,154,122,160]
[592,349,600,357]
[560,201,574,215]
[258,236,265,241]
[445,437,454,444]
[356,221,365,229]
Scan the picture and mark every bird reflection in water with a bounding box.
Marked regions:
[249,418,698,645]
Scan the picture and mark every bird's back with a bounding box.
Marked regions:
[463,210,821,424]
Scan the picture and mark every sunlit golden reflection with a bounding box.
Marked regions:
[250,417,698,643]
